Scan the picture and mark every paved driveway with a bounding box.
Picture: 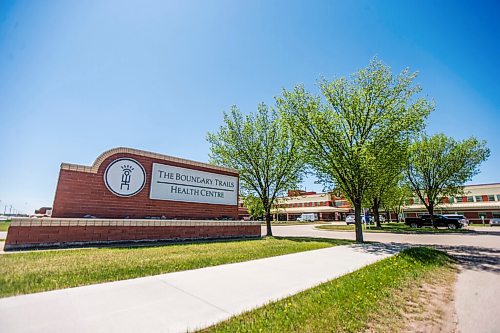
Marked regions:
[265,224,500,333]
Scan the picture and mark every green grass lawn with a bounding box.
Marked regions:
[0,221,10,232]
[0,237,351,298]
[202,247,455,333]
[258,221,331,226]
[469,223,492,227]
[316,222,474,233]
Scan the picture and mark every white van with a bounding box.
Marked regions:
[297,213,317,222]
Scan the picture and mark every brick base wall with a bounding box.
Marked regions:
[5,218,261,251]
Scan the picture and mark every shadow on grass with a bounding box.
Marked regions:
[83,235,351,251]
[273,236,353,246]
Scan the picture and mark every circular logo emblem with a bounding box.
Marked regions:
[104,158,146,197]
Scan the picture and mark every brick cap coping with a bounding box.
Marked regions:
[10,217,257,227]
[60,147,237,174]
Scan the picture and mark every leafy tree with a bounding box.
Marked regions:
[364,139,408,228]
[405,133,490,228]
[207,103,305,236]
[243,194,264,220]
[278,59,432,242]
[381,184,412,222]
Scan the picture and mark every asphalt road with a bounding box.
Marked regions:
[264,224,500,333]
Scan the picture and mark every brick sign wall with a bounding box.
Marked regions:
[51,147,239,219]
[5,219,260,251]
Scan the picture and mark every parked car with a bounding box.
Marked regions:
[404,214,466,229]
[297,213,317,222]
[345,214,355,225]
[489,218,500,226]
[345,214,376,225]
[444,214,469,226]
[370,215,386,223]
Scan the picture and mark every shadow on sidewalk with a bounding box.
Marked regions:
[432,244,500,274]
[348,242,407,255]
[344,242,500,274]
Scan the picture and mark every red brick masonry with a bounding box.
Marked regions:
[5,219,261,251]
[52,147,239,219]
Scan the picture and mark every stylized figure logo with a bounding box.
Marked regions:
[120,165,134,190]
[104,158,146,197]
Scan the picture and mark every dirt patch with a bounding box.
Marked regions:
[364,264,458,333]
[402,267,458,333]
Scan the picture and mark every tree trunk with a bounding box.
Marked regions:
[429,203,436,229]
[373,198,381,228]
[265,211,273,237]
[354,198,364,243]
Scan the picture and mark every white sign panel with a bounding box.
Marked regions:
[150,163,238,205]
[104,158,146,197]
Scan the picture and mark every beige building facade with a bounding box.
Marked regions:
[271,183,500,224]
[272,191,350,221]
[404,183,500,224]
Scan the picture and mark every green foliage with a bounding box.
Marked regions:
[381,184,413,221]
[278,59,432,242]
[207,104,305,236]
[202,247,454,333]
[364,139,409,226]
[243,194,264,220]
[406,133,490,219]
[0,237,351,298]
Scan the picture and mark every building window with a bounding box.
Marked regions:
[449,197,455,203]
[456,197,463,203]
[467,196,474,202]
[493,212,500,218]
[496,194,500,201]
[475,196,483,202]
[488,195,495,201]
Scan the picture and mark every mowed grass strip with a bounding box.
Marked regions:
[317,222,473,233]
[0,221,10,232]
[0,237,351,298]
[201,247,455,333]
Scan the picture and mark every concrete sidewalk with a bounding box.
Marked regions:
[0,243,399,333]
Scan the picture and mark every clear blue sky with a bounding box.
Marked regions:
[1,0,499,214]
